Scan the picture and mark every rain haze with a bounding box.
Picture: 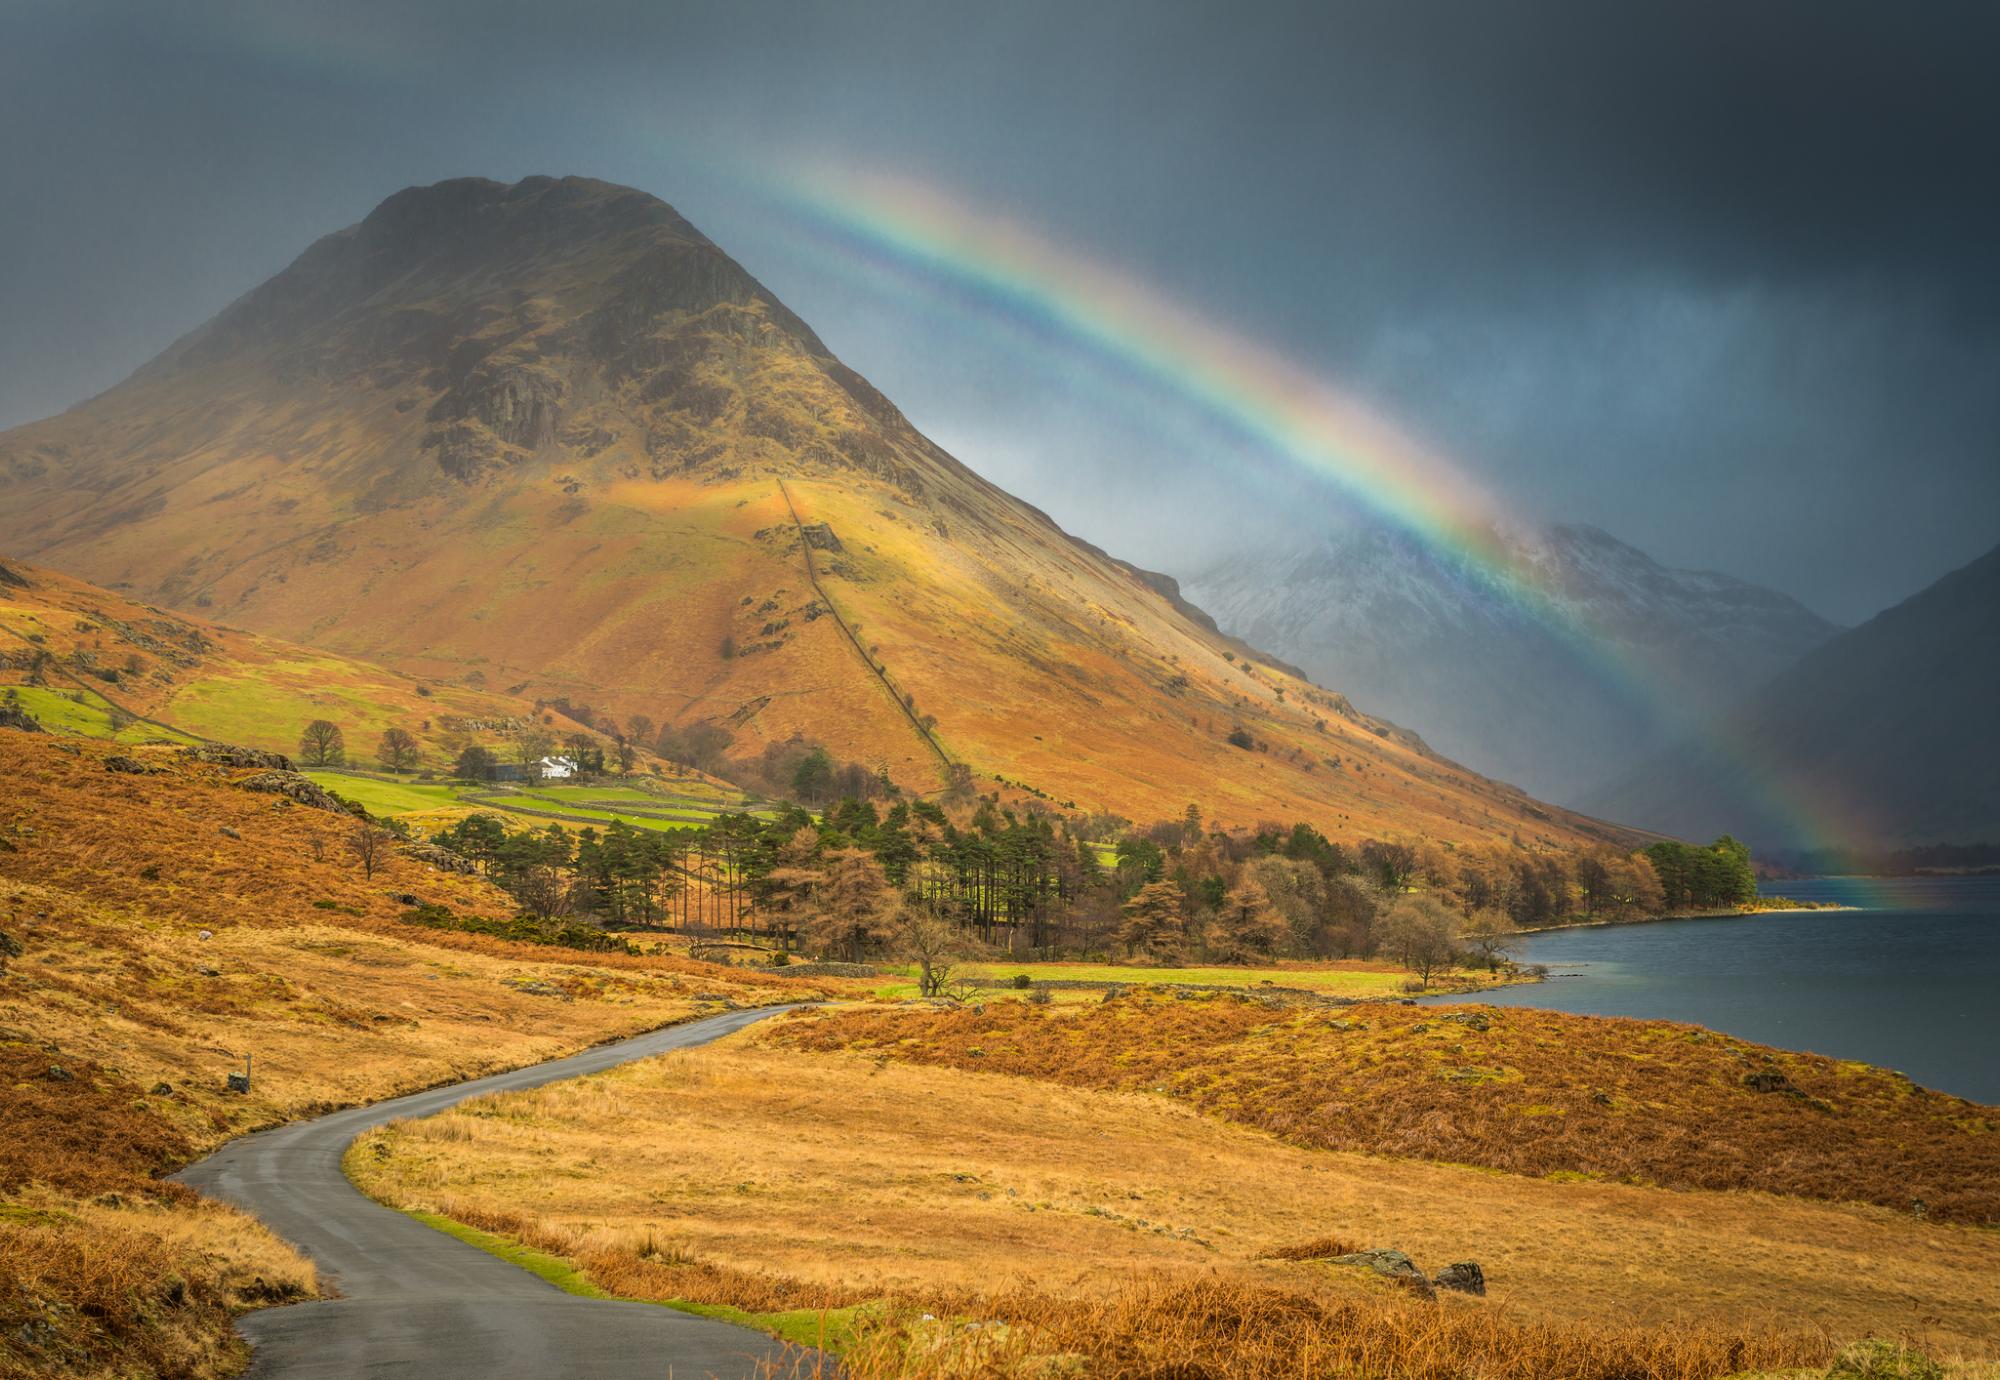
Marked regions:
[3,0,1997,624]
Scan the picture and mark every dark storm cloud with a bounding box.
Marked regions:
[0,0,1994,622]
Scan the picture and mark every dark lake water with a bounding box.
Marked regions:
[1425,875,2000,1105]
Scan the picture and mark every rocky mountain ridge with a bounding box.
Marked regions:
[1184,520,1839,802]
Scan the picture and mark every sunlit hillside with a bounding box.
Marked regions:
[0,556,603,765]
[0,176,1638,848]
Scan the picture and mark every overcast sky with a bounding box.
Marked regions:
[3,0,1995,624]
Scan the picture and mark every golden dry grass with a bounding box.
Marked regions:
[0,1189,315,1380]
[0,730,835,1378]
[347,1036,2000,1372]
[771,994,2000,1224]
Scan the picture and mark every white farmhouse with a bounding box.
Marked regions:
[537,754,578,780]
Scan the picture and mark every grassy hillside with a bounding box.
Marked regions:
[0,557,590,765]
[775,994,2000,1224]
[0,176,1637,850]
[0,728,836,1378]
[345,1022,2000,1376]
[0,556,764,835]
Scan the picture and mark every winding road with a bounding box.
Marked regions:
[176,1006,822,1379]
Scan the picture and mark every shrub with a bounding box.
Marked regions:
[1826,1340,1945,1379]
[1011,973,1033,989]
[398,903,637,955]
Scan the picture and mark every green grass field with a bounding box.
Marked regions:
[163,657,418,748]
[305,773,468,817]
[305,771,764,835]
[3,685,198,744]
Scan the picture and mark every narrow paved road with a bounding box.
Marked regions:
[177,1006,823,1379]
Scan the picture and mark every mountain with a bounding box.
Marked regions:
[0,174,1632,847]
[1584,542,2000,849]
[0,554,616,766]
[1183,522,1840,803]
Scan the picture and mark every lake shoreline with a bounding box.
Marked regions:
[1423,876,1998,1104]
[1515,899,1855,936]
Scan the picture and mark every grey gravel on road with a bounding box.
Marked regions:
[176,1006,827,1379]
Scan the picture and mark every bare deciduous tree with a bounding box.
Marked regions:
[896,904,962,998]
[345,820,392,879]
[1381,894,1463,989]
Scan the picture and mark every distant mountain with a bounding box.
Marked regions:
[1585,541,2000,849]
[0,175,1633,847]
[1183,522,1839,803]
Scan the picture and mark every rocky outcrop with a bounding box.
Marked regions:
[399,839,477,875]
[234,770,352,813]
[181,742,295,771]
[105,754,169,775]
[430,361,566,453]
[0,702,44,733]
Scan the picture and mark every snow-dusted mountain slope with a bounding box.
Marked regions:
[1183,522,1839,804]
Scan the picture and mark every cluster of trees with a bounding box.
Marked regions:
[1642,836,1758,910]
[297,719,424,773]
[414,776,1758,983]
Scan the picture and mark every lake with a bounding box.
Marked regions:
[1425,875,2000,1104]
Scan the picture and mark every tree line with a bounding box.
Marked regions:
[414,784,1758,984]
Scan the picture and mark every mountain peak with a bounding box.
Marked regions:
[352,175,709,256]
[0,177,1635,849]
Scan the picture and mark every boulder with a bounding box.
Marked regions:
[1433,1261,1485,1295]
[1743,1069,1794,1094]
[1330,1249,1436,1298]
[0,702,44,733]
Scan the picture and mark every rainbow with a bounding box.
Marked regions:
[758,167,1876,854]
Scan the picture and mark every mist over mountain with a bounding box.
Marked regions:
[1585,541,2000,849]
[0,174,1630,848]
[1183,520,1839,803]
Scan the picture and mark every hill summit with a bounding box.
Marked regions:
[0,175,1631,846]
